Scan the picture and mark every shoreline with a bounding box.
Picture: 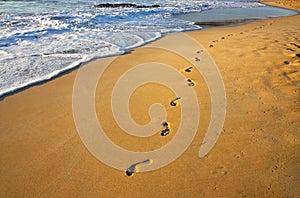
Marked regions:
[175,5,298,28]
[0,0,299,197]
[0,2,298,100]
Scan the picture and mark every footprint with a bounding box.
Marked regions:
[161,122,170,136]
[187,79,195,87]
[285,42,300,52]
[126,159,152,176]
[286,48,295,52]
[162,122,169,127]
[290,42,300,48]
[185,66,193,73]
[125,169,134,176]
[170,97,181,106]
[161,127,170,136]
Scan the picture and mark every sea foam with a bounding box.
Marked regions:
[0,0,263,97]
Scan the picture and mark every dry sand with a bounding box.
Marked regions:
[0,0,299,197]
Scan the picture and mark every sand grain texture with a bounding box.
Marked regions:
[0,0,299,197]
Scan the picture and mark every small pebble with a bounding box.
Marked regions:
[284,60,290,65]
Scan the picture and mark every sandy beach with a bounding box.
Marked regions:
[0,0,299,197]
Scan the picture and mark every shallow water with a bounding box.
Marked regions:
[0,0,291,97]
[174,6,298,23]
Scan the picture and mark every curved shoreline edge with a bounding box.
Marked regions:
[0,0,298,100]
[0,0,299,196]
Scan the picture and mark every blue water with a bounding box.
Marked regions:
[175,6,298,23]
[0,0,264,97]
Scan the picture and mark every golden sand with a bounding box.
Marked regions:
[0,0,299,197]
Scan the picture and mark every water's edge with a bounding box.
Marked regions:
[174,5,298,27]
[0,5,298,100]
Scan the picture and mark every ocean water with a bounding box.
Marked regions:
[0,0,264,97]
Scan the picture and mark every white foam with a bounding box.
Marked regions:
[0,0,264,98]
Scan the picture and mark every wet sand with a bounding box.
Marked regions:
[0,0,299,197]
